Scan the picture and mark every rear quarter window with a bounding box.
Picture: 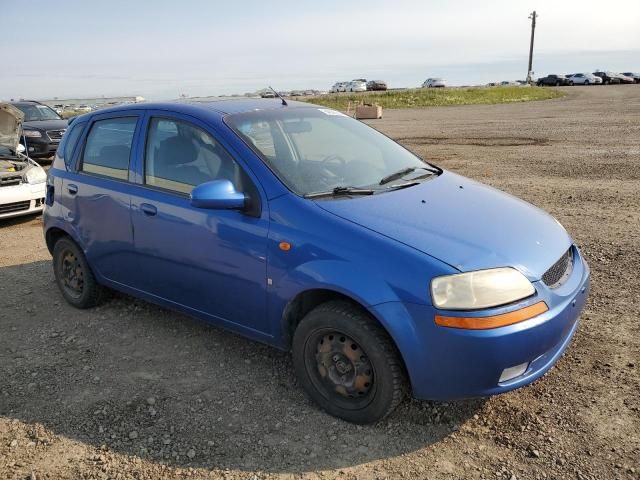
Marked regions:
[58,121,85,166]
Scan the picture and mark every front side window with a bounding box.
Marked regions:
[145,117,243,195]
[226,108,434,196]
[81,117,137,180]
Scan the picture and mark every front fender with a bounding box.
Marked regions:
[267,258,401,348]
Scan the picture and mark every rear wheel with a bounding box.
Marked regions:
[584,80,590,85]
[555,81,561,86]
[292,301,406,424]
[53,237,105,309]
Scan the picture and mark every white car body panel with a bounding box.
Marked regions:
[0,102,47,219]
[0,182,46,219]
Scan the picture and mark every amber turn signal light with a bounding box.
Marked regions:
[434,301,548,329]
[279,241,292,251]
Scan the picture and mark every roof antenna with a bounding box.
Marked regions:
[269,86,288,106]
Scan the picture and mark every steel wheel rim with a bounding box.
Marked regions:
[60,249,84,299]
[304,329,376,410]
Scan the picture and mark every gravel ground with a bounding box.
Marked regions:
[1,85,638,479]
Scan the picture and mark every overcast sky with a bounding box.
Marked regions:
[1,0,639,100]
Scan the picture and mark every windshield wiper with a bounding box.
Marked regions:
[386,181,420,191]
[304,186,376,199]
[379,166,438,185]
[379,167,416,185]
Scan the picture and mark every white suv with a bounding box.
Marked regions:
[347,80,367,92]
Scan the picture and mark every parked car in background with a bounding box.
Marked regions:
[500,81,518,86]
[536,75,573,86]
[43,99,590,424]
[10,100,68,158]
[592,72,621,85]
[260,91,276,98]
[366,80,388,91]
[290,90,304,96]
[75,105,92,113]
[621,72,640,84]
[422,78,446,88]
[617,73,635,84]
[346,80,367,92]
[0,103,47,219]
[566,73,601,85]
[330,82,347,93]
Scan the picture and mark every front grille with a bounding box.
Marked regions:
[542,248,574,288]
[47,129,66,141]
[0,200,31,214]
[0,175,23,187]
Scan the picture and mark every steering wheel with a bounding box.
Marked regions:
[320,154,347,176]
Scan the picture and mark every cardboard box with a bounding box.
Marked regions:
[355,104,382,119]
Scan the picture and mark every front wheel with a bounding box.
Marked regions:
[292,301,406,424]
[584,80,589,85]
[53,237,106,309]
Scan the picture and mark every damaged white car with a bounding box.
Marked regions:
[1,103,47,219]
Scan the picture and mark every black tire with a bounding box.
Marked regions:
[52,237,105,309]
[555,81,561,86]
[292,300,406,424]
[584,80,589,85]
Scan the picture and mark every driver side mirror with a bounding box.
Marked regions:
[190,179,246,210]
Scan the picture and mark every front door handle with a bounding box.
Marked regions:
[67,184,78,195]
[140,203,157,216]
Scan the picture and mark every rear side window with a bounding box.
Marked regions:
[81,117,137,180]
[59,121,85,166]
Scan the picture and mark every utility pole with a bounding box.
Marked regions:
[527,10,538,84]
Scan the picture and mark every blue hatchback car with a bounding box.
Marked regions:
[43,99,589,423]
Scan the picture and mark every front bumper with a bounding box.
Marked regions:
[21,137,59,158]
[373,245,590,401]
[0,182,46,219]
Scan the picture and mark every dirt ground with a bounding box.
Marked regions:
[1,85,638,480]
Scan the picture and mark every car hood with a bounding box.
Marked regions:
[0,103,23,153]
[22,118,68,131]
[315,171,572,280]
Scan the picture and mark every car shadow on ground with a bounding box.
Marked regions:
[0,260,484,473]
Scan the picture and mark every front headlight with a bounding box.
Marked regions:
[431,267,535,310]
[22,129,42,138]
[25,166,47,184]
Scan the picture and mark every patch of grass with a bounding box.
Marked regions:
[303,86,563,110]
[60,111,82,119]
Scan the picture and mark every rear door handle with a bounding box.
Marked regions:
[140,203,157,216]
[67,184,78,195]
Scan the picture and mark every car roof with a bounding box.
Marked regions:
[79,98,313,118]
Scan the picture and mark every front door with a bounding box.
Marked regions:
[129,114,270,334]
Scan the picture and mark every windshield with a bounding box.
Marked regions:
[225,107,437,196]
[14,103,61,122]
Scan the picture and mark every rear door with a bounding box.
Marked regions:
[128,112,270,335]
[63,112,142,286]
